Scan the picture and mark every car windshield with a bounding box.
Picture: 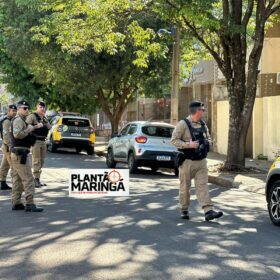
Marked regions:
[62,118,90,127]
[142,125,174,138]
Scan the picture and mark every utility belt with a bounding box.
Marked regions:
[175,149,207,168]
[11,147,30,164]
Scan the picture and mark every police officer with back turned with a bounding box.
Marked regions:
[0,105,17,190]
[10,101,43,212]
[171,101,223,221]
[26,101,51,188]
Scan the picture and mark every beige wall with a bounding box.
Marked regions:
[261,38,280,74]
[216,101,229,155]
[253,96,280,160]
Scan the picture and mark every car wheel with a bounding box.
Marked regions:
[106,148,117,168]
[87,147,94,156]
[268,180,280,226]
[174,168,179,176]
[128,152,138,174]
[48,137,57,153]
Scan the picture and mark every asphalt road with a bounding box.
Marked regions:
[0,149,279,280]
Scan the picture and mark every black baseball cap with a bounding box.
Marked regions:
[38,101,46,107]
[8,104,17,110]
[17,100,30,108]
[189,100,204,109]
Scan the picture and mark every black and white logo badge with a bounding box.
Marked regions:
[69,169,129,198]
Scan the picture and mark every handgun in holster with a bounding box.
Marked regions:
[14,149,29,164]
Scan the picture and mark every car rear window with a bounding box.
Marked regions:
[62,118,90,127]
[142,126,174,138]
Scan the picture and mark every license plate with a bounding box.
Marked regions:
[71,133,81,137]
[156,155,171,161]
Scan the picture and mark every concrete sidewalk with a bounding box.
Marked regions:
[207,152,271,195]
[94,138,271,195]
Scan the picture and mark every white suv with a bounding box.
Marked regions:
[106,121,178,174]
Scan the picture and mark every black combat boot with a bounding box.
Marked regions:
[34,178,41,188]
[205,210,223,221]
[181,210,190,219]
[12,203,25,211]
[25,204,44,212]
[0,181,12,190]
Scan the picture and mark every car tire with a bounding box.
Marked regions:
[87,147,94,156]
[268,180,280,226]
[174,168,179,177]
[128,152,138,174]
[106,148,117,168]
[76,148,82,154]
[48,137,57,153]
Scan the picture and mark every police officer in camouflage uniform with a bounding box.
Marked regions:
[26,101,51,188]
[10,101,43,212]
[0,105,17,190]
[171,101,223,221]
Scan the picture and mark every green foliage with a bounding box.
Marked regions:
[0,0,172,121]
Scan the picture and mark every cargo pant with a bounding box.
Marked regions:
[31,140,47,180]
[0,144,13,181]
[11,152,34,205]
[179,158,213,213]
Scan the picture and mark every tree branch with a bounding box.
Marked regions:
[242,0,254,26]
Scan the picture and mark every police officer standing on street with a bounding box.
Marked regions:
[26,101,51,188]
[11,100,43,212]
[0,105,17,190]
[171,101,223,221]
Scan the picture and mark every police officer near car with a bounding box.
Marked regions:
[26,101,51,188]
[171,101,223,221]
[0,105,17,190]
[10,100,43,212]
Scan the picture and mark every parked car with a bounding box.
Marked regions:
[46,113,95,155]
[265,156,280,226]
[106,121,178,174]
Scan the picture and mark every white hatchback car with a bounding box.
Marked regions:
[106,121,178,174]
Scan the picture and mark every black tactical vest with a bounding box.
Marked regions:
[178,119,209,160]
[0,116,8,139]
[11,116,37,148]
[32,112,49,139]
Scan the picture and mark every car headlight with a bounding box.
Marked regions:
[270,157,280,171]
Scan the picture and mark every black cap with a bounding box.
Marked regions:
[17,100,30,108]
[8,104,17,110]
[189,100,204,109]
[38,101,46,107]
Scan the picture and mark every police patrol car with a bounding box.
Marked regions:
[266,157,280,226]
[46,112,95,155]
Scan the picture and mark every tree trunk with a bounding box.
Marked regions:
[97,87,134,137]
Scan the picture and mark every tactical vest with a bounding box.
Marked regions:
[11,116,36,149]
[178,119,209,161]
[0,116,8,139]
[32,112,49,139]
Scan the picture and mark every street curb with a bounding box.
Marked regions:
[209,173,266,195]
[208,174,236,188]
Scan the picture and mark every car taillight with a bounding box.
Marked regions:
[90,127,94,134]
[135,136,147,143]
[57,125,63,132]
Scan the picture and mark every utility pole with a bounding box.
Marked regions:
[170,28,180,125]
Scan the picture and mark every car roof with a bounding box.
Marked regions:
[61,115,89,120]
[128,121,175,128]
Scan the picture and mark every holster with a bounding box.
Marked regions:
[12,148,29,164]
[175,152,186,168]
